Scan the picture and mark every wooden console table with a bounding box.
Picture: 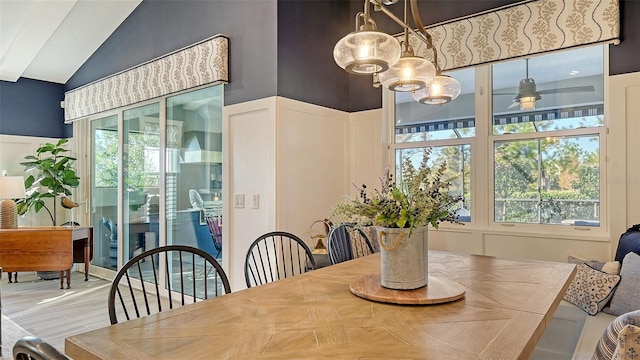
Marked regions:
[0,226,92,289]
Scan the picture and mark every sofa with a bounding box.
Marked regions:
[533,300,616,359]
[533,227,640,359]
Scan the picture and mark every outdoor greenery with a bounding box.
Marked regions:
[394,116,601,225]
[94,128,158,211]
[16,138,80,225]
[493,131,600,224]
[331,149,462,236]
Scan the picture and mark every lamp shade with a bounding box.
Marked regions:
[333,30,401,75]
[518,96,537,110]
[411,74,461,105]
[0,175,25,229]
[378,55,435,92]
[0,176,25,199]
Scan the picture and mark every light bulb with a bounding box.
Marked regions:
[431,82,442,96]
[357,40,373,59]
[519,97,536,111]
[400,65,414,81]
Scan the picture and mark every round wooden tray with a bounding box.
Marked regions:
[349,274,465,305]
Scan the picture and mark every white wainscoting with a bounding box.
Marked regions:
[223,96,354,290]
[275,97,350,241]
[223,97,278,290]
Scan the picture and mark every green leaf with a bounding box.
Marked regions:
[24,175,35,188]
[38,143,56,153]
[56,138,69,147]
[16,202,28,215]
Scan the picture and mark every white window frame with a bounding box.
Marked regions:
[387,46,609,238]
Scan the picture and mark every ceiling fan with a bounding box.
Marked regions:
[495,58,595,111]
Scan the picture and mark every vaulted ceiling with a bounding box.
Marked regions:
[0,0,141,84]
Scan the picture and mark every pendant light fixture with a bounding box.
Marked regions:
[408,0,460,105]
[333,5,401,75]
[411,72,461,105]
[333,0,461,105]
[377,1,435,92]
[514,59,541,110]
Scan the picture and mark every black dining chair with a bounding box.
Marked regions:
[12,335,70,360]
[107,245,231,325]
[327,223,376,265]
[244,231,316,288]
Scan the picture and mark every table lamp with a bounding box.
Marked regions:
[0,175,26,229]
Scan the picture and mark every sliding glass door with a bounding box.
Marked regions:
[91,115,119,270]
[123,103,161,264]
[89,85,223,283]
[166,86,223,262]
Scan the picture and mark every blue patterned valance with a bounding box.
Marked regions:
[64,34,228,122]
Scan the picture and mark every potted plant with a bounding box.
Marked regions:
[331,148,461,289]
[15,139,80,280]
[16,138,80,225]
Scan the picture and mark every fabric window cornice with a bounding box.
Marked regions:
[400,0,620,72]
[64,34,229,123]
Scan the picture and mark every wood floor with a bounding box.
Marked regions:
[1,270,113,354]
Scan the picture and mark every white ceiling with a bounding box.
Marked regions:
[0,0,142,84]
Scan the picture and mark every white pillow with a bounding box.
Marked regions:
[602,261,621,275]
[612,324,640,360]
[563,264,620,315]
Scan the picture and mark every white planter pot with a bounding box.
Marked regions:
[378,226,428,290]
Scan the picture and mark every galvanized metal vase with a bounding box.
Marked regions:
[377,226,428,290]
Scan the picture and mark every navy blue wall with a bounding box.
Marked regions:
[610,0,640,76]
[0,78,70,138]
[277,1,351,111]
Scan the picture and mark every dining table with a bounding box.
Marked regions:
[65,250,576,359]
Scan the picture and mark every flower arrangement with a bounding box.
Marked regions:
[331,149,462,237]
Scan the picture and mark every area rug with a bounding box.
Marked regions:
[1,314,33,359]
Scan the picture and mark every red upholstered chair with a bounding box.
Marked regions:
[205,216,222,258]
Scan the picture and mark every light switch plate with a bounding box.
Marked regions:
[251,193,259,209]
[234,194,244,208]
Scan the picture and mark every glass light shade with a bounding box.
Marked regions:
[378,55,435,92]
[333,30,401,75]
[519,96,537,110]
[411,74,461,105]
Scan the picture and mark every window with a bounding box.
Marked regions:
[394,68,475,222]
[493,135,600,225]
[393,45,605,229]
[396,146,470,220]
[491,46,603,226]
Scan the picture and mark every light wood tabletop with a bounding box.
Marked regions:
[65,251,575,360]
